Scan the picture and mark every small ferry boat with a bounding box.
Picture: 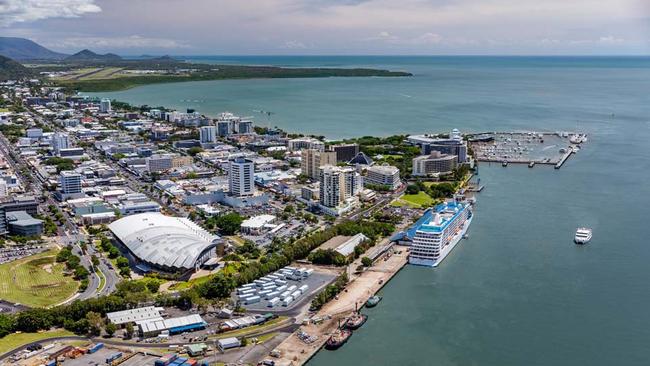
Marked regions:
[528,161,535,168]
[502,161,508,167]
[366,296,382,308]
[344,313,368,330]
[574,228,592,244]
[325,328,352,350]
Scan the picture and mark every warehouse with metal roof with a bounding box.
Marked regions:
[138,314,207,337]
[108,213,221,272]
[106,306,164,325]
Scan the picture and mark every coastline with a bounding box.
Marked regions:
[272,248,409,366]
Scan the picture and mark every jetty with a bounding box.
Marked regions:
[554,147,575,169]
[270,248,409,366]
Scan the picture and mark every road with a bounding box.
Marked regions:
[0,113,121,301]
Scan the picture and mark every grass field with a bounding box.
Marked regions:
[392,192,436,208]
[0,329,75,354]
[0,250,79,308]
[209,317,288,339]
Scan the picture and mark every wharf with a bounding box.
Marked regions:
[555,148,574,169]
[271,248,409,366]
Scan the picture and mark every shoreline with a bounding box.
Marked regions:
[272,247,409,366]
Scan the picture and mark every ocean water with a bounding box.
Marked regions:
[89,56,650,365]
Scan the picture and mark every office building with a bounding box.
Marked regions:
[229,157,255,197]
[412,151,458,176]
[26,128,43,139]
[235,120,253,134]
[331,143,359,162]
[0,196,39,235]
[6,211,43,236]
[99,98,112,113]
[365,165,401,190]
[59,171,82,194]
[199,126,217,143]
[146,154,173,173]
[301,149,336,179]
[409,129,468,163]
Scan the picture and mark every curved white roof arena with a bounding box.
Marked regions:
[108,213,219,270]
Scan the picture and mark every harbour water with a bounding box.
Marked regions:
[90,56,650,365]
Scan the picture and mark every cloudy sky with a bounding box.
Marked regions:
[2,0,649,55]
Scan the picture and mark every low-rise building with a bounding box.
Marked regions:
[365,164,401,190]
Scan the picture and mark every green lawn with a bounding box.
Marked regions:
[209,317,288,339]
[0,250,79,308]
[396,192,435,208]
[0,329,75,354]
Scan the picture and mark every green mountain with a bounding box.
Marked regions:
[65,49,123,62]
[0,55,34,80]
[0,37,67,60]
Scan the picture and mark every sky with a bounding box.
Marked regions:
[1,0,650,55]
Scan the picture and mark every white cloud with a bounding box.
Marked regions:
[0,0,101,27]
[45,35,189,50]
[281,40,309,49]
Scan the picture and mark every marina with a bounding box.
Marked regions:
[469,131,586,168]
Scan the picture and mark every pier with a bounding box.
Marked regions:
[554,147,575,169]
[271,248,409,366]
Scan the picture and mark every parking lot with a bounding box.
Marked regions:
[238,270,337,313]
[62,347,159,366]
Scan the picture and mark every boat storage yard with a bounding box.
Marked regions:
[236,266,336,312]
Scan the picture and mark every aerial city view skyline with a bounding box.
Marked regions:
[0,1,649,366]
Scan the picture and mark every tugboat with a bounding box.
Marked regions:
[324,328,352,350]
[344,312,368,330]
[365,296,382,308]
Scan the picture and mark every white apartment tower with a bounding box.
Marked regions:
[100,98,112,113]
[199,126,217,143]
[229,157,255,197]
[52,132,70,155]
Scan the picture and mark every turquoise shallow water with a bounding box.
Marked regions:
[90,56,650,365]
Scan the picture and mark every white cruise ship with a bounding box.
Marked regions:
[408,201,473,267]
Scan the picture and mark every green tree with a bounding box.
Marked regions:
[125,322,134,339]
[104,322,117,337]
[361,257,373,267]
[215,213,244,235]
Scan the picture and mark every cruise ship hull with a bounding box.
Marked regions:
[409,215,473,267]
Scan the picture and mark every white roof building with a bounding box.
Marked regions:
[335,233,369,257]
[108,213,220,271]
[240,214,277,234]
[106,306,164,325]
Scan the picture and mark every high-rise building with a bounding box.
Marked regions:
[99,98,112,113]
[52,132,70,155]
[0,180,7,197]
[235,120,253,134]
[318,165,360,209]
[229,157,255,197]
[412,151,458,176]
[199,126,217,143]
[59,171,82,194]
[331,143,359,162]
[301,149,337,179]
[365,165,401,190]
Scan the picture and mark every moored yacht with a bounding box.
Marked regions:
[574,228,592,244]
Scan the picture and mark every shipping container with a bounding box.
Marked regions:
[268,297,280,307]
[106,352,122,363]
[303,269,314,277]
[274,279,287,286]
[291,290,302,298]
[287,285,297,292]
[265,291,280,300]
[88,342,104,353]
[258,289,272,296]
[279,291,291,299]
[299,284,309,293]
